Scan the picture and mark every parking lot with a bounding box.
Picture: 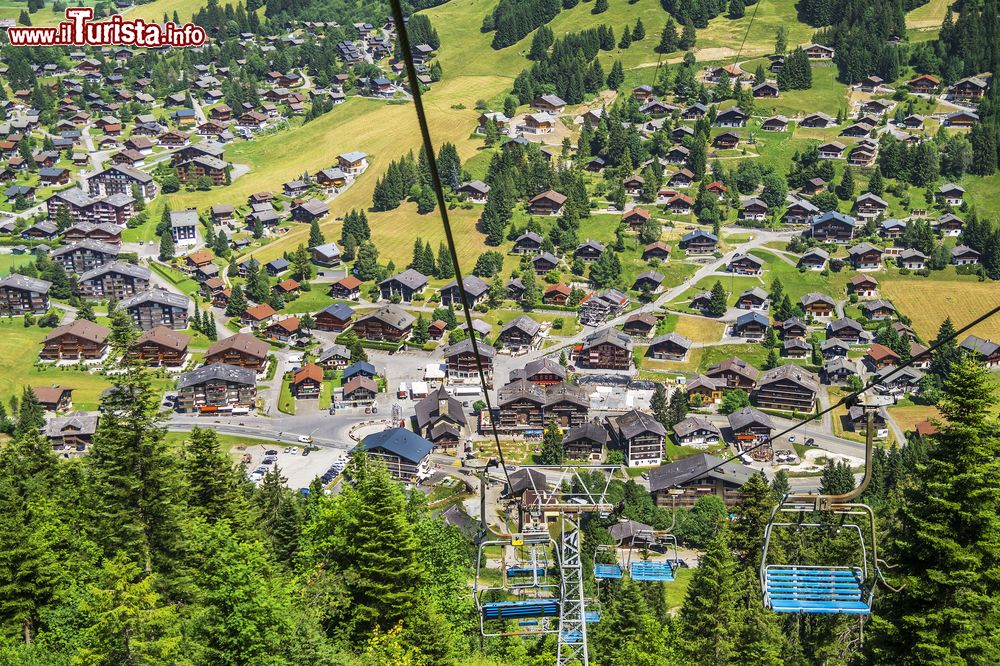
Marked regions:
[238,443,347,490]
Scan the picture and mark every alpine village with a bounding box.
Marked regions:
[0,0,996,663]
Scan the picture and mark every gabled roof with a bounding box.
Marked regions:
[727,406,774,431]
[563,422,609,445]
[673,415,721,438]
[136,325,190,352]
[0,274,52,293]
[610,409,667,439]
[648,453,753,492]
[812,210,857,227]
[43,319,111,344]
[177,363,256,389]
[206,333,269,360]
[758,364,820,393]
[649,332,693,350]
[501,315,541,337]
[319,302,355,321]
[380,268,428,290]
[582,327,632,350]
[120,288,190,311]
[800,291,834,306]
[357,305,415,330]
[360,428,434,463]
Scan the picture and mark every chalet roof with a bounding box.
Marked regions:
[563,422,609,445]
[735,311,769,328]
[960,335,999,357]
[244,303,276,320]
[343,361,377,380]
[136,325,190,352]
[706,356,759,382]
[582,327,632,351]
[51,239,119,258]
[867,343,900,362]
[207,333,269,360]
[293,363,324,385]
[413,386,468,430]
[610,409,667,440]
[318,345,351,364]
[672,415,721,438]
[758,364,820,393]
[43,319,111,344]
[357,304,415,330]
[343,375,378,396]
[849,242,882,256]
[856,192,889,207]
[514,231,543,245]
[811,210,857,227]
[686,374,726,391]
[951,244,980,258]
[120,288,190,311]
[501,315,541,337]
[46,412,99,437]
[740,286,769,301]
[380,268,428,290]
[441,274,489,297]
[730,251,764,266]
[170,209,199,228]
[727,406,774,431]
[529,190,567,205]
[178,363,256,390]
[828,318,865,336]
[443,337,496,360]
[576,239,606,253]
[498,379,546,407]
[319,302,355,321]
[312,242,341,260]
[0,273,51,293]
[648,453,753,492]
[510,357,565,382]
[800,291,834,306]
[649,332,693,350]
[824,356,858,375]
[862,299,896,313]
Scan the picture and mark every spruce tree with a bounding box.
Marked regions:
[632,18,645,40]
[183,427,247,525]
[308,218,325,248]
[707,280,728,317]
[650,383,670,429]
[868,166,884,196]
[15,387,44,437]
[679,20,697,50]
[436,243,454,279]
[729,0,745,18]
[657,18,679,53]
[225,285,247,317]
[869,358,1000,664]
[607,60,625,90]
[538,419,564,464]
[158,228,175,261]
[593,0,608,13]
[680,524,737,665]
[836,165,855,200]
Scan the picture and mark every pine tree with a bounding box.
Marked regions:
[729,0,745,18]
[538,419,564,464]
[650,383,670,429]
[680,524,737,665]
[436,243,454,279]
[657,18,679,53]
[679,20,697,50]
[836,165,855,200]
[929,317,961,382]
[868,358,1000,664]
[158,228,175,261]
[593,0,608,13]
[774,26,787,54]
[338,453,424,640]
[607,60,625,90]
[618,28,632,49]
[15,387,44,437]
[354,242,380,281]
[868,166,884,196]
[308,218,325,248]
[707,280,728,317]
[411,315,429,344]
[225,285,247,317]
[632,18,645,40]
[183,427,246,525]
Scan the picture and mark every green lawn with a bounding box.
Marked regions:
[278,378,295,415]
[149,261,203,299]
[281,286,335,315]
[0,254,34,275]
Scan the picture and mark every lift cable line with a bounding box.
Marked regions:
[388,0,512,492]
[669,301,1000,492]
[734,0,764,65]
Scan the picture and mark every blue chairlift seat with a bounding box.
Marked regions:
[630,561,675,582]
[594,563,623,580]
[561,630,584,642]
[482,600,559,620]
[765,566,870,615]
[506,566,545,577]
[584,610,600,623]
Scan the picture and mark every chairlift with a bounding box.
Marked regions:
[759,408,897,616]
[474,533,560,637]
[593,543,624,580]
[626,530,681,583]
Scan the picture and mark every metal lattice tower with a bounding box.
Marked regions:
[557,514,588,666]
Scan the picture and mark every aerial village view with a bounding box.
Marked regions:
[0,0,995,662]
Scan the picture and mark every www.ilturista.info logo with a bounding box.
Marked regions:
[8,7,206,47]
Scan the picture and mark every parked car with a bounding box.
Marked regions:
[298,435,313,444]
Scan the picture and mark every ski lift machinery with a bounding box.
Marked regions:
[473,464,619,666]
[761,407,899,615]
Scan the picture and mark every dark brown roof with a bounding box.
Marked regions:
[206,333,269,360]
[136,325,190,351]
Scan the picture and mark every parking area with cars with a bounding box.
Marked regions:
[239,443,346,490]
